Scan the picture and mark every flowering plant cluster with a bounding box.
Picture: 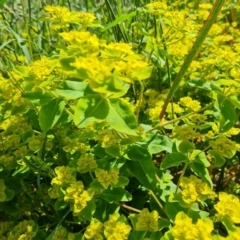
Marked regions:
[0,0,240,239]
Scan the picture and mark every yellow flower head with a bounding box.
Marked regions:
[104,213,131,240]
[84,218,103,240]
[209,135,240,158]
[95,168,119,189]
[77,153,97,173]
[171,212,213,240]
[136,208,159,232]
[214,192,240,223]
[180,175,214,205]
[180,96,201,111]
[51,166,76,185]
[144,2,168,14]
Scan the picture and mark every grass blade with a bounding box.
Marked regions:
[159,0,225,121]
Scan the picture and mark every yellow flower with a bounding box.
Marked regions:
[180,96,201,111]
[209,135,240,158]
[104,213,131,240]
[64,181,94,215]
[73,190,94,215]
[180,175,215,205]
[144,2,168,14]
[173,125,200,141]
[51,166,76,185]
[214,192,240,223]
[171,212,213,240]
[77,153,97,173]
[136,208,159,232]
[95,168,119,189]
[84,219,103,240]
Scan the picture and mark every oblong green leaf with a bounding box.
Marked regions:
[107,98,138,136]
[39,99,65,132]
[101,188,132,202]
[161,152,188,169]
[126,157,156,190]
[74,95,109,128]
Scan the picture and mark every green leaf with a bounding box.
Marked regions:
[90,179,105,190]
[39,99,65,132]
[107,98,138,136]
[208,150,226,167]
[33,230,48,240]
[165,200,188,220]
[178,140,195,154]
[79,200,96,221]
[146,133,173,154]
[101,11,138,32]
[1,200,21,215]
[128,230,148,240]
[56,81,89,99]
[190,161,213,188]
[74,95,109,128]
[54,200,68,211]
[4,189,15,201]
[191,150,210,167]
[101,188,132,202]
[124,144,151,161]
[219,97,236,133]
[132,66,153,80]
[89,75,129,98]
[0,0,7,7]
[22,91,54,106]
[113,176,129,188]
[126,156,156,190]
[161,152,188,169]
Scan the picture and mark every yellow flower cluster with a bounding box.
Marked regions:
[29,57,54,80]
[95,168,119,189]
[136,208,159,232]
[51,166,76,185]
[64,181,94,215]
[214,192,240,223]
[144,1,168,15]
[167,212,213,240]
[7,220,38,240]
[59,30,101,54]
[180,175,215,205]
[95,129,120,148]
[0,221,13,240]
[180,96,201,111]
[84,218,103,240]
[44,5,96,29]
[104,213,131,240]
[173,125,200,141]
[77,153,97,173]
[209,135,240,158]
[85,213,131,240]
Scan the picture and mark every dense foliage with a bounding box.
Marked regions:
[0,0,240,239]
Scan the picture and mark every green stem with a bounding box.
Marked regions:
[175,163,189,194]
[149,190,170,220]
[147,102,214,133]
[159,0,225,121]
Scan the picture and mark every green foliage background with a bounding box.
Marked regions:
[0,0,240,239]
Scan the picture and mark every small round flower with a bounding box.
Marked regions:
[95,168,119,189]
[136,208,159,232]
[51,166,76,186]
[77,153,97,173]
[214,192,240,223]
[84,218,103,240]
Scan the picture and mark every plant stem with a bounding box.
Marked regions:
[149,190,170,220]
[175,163,189,194]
